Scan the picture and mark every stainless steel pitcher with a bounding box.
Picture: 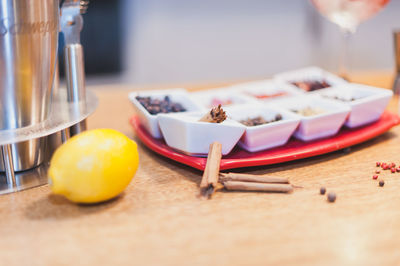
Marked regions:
[0,0,59,129]
[0,0,59,171]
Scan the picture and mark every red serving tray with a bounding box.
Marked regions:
[130,111,400,171]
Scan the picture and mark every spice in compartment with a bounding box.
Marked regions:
[247,91,288,100]
[291,106,326,116]
[291,80,331,91]
[136,96,186,115]
[210,98,233,107]
[322,95,360,102]
[240,114,283,127]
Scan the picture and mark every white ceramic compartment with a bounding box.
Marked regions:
[158,112,246,156]
[274,66,348,93]
[230,79,303,102]
[224,104,301,152]
[129,89,204,139]
[191,88,256,108]
[275,95,351,141]
[313,83,393,128]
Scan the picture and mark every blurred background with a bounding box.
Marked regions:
[69,0,400,86]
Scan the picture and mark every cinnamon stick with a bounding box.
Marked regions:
[199,104,227,123]
[220,172,289,184]
[199,142,222,199]
[222,181,293,193]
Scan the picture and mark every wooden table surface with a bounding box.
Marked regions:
[1,72,400,266]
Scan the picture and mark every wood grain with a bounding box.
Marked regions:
[0,72,400,266]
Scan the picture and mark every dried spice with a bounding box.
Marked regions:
[327,192,336,203]
[199,104,227,123]
[220,173,295,193]
[220,173,289,184]
[323,95,359,102]
[136,96,186,115]
[320,187,326,195]
[248,91,288,100]
[291,80,331,91]
[210,98,232,107]
[291,107,326,116]
[223,181,293,193]
[240,114,283,127]
[199,142,223,199]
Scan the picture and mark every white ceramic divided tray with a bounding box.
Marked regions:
[129,66,393,156]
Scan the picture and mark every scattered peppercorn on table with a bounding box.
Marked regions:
[1,71,400,266]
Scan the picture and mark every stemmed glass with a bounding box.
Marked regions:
[310,0,390,79]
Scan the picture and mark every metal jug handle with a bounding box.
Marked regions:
[60,1,88,136]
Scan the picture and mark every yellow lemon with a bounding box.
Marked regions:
[48,128,139,203]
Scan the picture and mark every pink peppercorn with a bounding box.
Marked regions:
[381,163,387,169]
[397,167,400,173]
[373,175,378,180]
[376,162,381,167]
[391,168,396,173]
[390,163,396,168]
